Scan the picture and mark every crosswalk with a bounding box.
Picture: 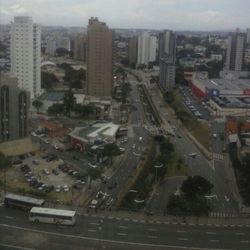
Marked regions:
[213,153,224,161]
[209,212,238,218]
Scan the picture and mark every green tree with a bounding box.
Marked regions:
[56,47,69,56]
[47,103,64,115]
[0,152,11,193]
[32,100,43,112]
[181,175,213,198]
[41,71,58,89]
[163,91,174,104]
[103,143,121,164]
[63,89,76,117]
[87,167,102,188]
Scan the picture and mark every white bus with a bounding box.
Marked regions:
[4,193,45,211]
[29,207,76,225]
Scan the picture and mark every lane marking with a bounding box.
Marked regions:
[88,229,97,233]
[178,238,188,241]
[0,223,231,250]
[4,216,14,219]
[119,226,128,229]
[148,235,157,239]
[236,233,245,236]
[0,243,35,250]
[147,228,157,232]
[117,233,127,236]
[176,230,187,233]
[210,240,219,242]
[90,222,99,226]
[206,232,216,235]
[240,240,249,243]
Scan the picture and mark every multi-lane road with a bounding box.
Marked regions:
[0,206,250,250]
[141,78,240,217]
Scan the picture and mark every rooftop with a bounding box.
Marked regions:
[69,122,120,143]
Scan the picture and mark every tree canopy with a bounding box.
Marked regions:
[32,100,43,112]
[47,103,64,115]
[181,175,214,198]
[41,71,58,89]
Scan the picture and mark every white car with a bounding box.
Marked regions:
[119,147,125,152]
[132,144,136,149]
[88,162,97,168]
[63,185,69,192]
[55,185,61,192]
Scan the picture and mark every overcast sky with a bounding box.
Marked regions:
[1,0,250,30]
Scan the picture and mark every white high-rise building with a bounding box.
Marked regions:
[10,16,41,99]
[137,31,157,65]
[149,36,157,62]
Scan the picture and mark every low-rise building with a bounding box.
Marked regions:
[68,122,120,151]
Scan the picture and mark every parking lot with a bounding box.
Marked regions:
[179,86,211,120]
[10,151,87,199]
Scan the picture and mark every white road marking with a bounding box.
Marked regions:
[236,232,245,236]
[119,226,128,229]
[0,223,232,250]
[240,240,249,243]
[117,233,127,236]
[210,239,219,242]
[4,216,14,219]
[147,228,157,232]
[88,229,97,232]
[206,232,216,235]
[90,222,99,226]
[148,235,157,239]
[176,230,187,233]
[0,243,35,250]
[178,238,188,241]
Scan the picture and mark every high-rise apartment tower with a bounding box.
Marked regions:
[10,16,41,99]
[159,30,176,90]
[226,31,246,71]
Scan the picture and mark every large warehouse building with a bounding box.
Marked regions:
[191,71,250,117]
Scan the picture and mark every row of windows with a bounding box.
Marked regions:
[30,213,73,220]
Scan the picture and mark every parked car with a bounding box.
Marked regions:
[42,168,50,175]
[73,183,84,189]
[63,185,69,192]
[52,169,59,175]
[55,185,61,192]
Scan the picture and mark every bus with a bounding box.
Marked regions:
[29,207,76,225]
[4,193,45,211]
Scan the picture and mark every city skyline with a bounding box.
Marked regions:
[1,0,250,31]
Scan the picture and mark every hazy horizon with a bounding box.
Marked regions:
[1,0,250,31]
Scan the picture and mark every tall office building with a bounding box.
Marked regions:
[137,31,157,65]
[128,36,138,67]
[246,28,250,45]
[86,17,113,97]
[159,30,176,90]
[72,35,87,62]
[10,16,41,99]
[226,31,246,71]
[0,74,30,142]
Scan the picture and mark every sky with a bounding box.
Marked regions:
[1,0,250,30]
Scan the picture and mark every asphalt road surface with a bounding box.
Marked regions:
[0,207,250,250]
